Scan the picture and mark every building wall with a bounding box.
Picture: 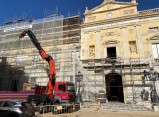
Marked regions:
[0,15,81,91]
[81,0,159,107]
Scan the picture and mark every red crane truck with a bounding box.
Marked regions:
[19,30,77,114]
[0,30,76,114]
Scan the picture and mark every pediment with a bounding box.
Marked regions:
[85,1,138,15]
[147,35,159,41]
[84,1,138,23]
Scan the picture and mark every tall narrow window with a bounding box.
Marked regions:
[89,45,95,58]
[152,44,159,59]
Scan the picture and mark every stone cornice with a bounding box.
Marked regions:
[82,12,159,28]
[95,30,101,33]
[134,23,141,27]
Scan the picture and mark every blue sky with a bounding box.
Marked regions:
[0,0,158,25]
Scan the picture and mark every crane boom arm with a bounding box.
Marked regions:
[19,30,56,94]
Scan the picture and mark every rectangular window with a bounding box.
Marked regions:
[58,84,66,91]
[152,44,159,59]
[107,47,116,58]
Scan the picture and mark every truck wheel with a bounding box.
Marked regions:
[52,105,60,114]
[51,102,62,115]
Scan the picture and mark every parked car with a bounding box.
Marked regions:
[0,100,35,117]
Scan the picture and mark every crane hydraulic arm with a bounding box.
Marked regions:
[19,30,56,95]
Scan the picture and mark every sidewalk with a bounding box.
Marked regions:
[76,109,159,117]
[36,108,159,117]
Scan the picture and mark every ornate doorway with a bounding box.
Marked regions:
[105,73,124,102]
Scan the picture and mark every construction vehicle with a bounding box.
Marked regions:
[19,30,77,113]
[0,30,76,114]
[0,82,76,113]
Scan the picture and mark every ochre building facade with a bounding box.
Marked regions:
[80,0,159,108]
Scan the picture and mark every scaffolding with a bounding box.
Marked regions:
[0,14,81,91]
[80,57,153,105]
[0,12,156,109]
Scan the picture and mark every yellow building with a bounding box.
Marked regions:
[81,0,159,108]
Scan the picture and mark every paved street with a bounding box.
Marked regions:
[36,108,159,117]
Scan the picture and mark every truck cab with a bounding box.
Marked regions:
[32,82,76,104]
[34,82,76,114]
[54,82,76,104]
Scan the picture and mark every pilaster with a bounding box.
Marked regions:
[121,26,128,59]
[135,24,144,58]
[84,31,89,59]
[95,30,101,59]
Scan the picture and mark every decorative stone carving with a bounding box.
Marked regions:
[123,9,134,15]
[85,6,89,12]
[90,34,94,39]
[101,31,120,38]
[89,45,95,58]
[129,41,137,54]
[129,29,134,33]
[102,40,119,45]
[131,0,136,3]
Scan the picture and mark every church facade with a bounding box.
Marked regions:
[80,0,159,108]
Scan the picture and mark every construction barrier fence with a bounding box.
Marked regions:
[35,101,102,117]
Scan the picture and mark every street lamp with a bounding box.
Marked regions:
[75,71,83,104]
[143,68,159,106]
